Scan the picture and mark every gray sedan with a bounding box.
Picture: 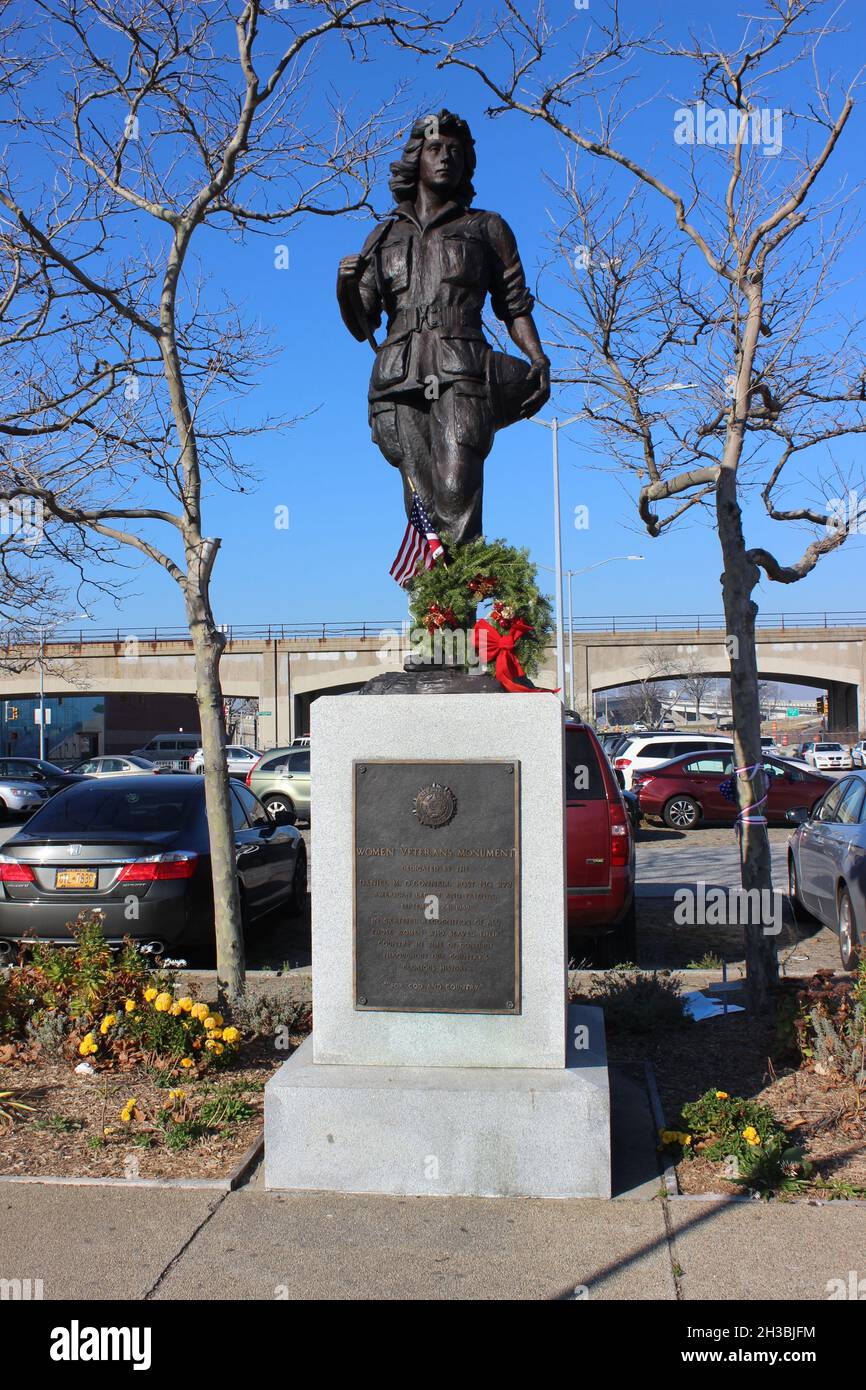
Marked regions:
[787,771,866,969]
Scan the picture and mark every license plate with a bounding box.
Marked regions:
[55,868,98,889]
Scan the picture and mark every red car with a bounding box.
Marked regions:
[565,719,636,962]
[633,749,831,829]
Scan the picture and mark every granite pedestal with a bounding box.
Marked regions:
[264,693,611,1198]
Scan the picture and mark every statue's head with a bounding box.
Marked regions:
[389,110,476,207]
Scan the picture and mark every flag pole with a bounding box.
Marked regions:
[407,475,448,570]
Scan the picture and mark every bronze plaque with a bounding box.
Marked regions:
[353,760,520,1014]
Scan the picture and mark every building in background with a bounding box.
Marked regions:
[0,693,200,761]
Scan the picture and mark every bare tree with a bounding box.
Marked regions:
[0,0,449,1002]
[443,0,866,1005]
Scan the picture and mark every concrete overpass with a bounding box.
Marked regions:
[1,612,864,744]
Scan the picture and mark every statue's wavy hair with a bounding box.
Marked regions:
[389,110,476,207]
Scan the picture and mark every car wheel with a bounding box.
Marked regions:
[837,886,860,970]
[663,795,700,830]
[264,793,295,818]
[287,845,308,917]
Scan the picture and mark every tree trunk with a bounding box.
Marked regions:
[717,470,778,1011]
[187,594,245,1005]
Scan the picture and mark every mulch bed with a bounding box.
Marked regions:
[575,976,866,1198]
[0,1034,299,1180]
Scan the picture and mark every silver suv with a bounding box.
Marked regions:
[247,747,311,823]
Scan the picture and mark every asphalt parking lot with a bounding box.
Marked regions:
[0,787,848,976]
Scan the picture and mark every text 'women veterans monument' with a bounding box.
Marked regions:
[265,113,610,1200]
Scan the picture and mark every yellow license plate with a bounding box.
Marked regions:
[55,868,98,889]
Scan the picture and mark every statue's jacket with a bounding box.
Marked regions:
[357,199,535,409]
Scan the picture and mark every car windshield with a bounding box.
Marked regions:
[23,781,200,834]
[816,744,842,752]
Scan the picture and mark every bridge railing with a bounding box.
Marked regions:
[4,612,866,646]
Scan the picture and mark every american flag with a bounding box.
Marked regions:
[389,491,444,587]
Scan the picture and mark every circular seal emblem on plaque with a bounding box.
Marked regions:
[413,782,457,828]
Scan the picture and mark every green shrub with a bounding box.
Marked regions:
[587,967,690,1033]
[668,1088,810,1195]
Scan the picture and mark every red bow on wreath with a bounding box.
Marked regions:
[473,618,559,694]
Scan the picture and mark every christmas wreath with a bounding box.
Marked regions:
[407,536,554,680]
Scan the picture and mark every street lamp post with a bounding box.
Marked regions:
[530,413,583,701]
[538,556,644,713]
[38,627,45,760]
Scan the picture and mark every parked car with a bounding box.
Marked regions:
[633,750,830,829]
[67,755,160,778]
[189,745,260,778]
[0,774,306,953]
[761,735,782,758]
[804,742,852,771]
[131,733,202,768]
[0,758,92,796]
[565,719,635,963]
[787,772,866,968]
[247,746,311,823]
[852,741,866,768]
[613,731,734,790]
[0,776,51,820]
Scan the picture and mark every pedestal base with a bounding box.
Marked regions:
[264,1005,610,1199]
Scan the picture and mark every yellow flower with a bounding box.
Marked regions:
[222,1027,240,1045]
[205,1038,224,1054]
[204,1016,218,1031]
[177,997,194,1013]
[124,999,137,1014]
[120,1110,132,1124]
[715,1091,729,1100]
[210,1013,224,1028]
[206,1027,223,1041]
[100,1014,117,1035]
[681,1134,692,1147]
[78,1033,98,1056]
[180,1057,194,1069]
[191,1002,209,1021]
[144,987,158,1003]
[168,1089,186,1102]
[742,1126,761,1147]
[154,992,173,1013]
[170,1003,183,1016]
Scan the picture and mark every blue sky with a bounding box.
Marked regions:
[31,0,865,634]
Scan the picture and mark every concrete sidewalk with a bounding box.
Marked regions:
[2,1177,864,1301]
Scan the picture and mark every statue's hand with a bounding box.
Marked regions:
[521,357,551,418]
[337,254,365,286]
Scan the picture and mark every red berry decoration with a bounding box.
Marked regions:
[424,603,457,634]
[468,573,499,598]
[490,601,516,631]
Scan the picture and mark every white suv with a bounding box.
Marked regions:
[614,732,734,790]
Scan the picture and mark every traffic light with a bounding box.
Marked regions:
[815,695,827,715]
[5,704,19,721]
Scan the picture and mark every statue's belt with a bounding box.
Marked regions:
[387,304,483,336]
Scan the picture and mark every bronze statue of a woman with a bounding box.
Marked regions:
[337,110,550,549]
